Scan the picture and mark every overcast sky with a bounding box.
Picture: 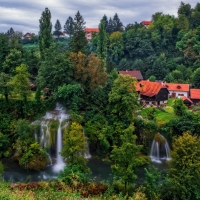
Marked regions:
[0,0,198,34]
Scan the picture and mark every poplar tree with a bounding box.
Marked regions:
[69,11,88,53]
[38,8,53,59]
[97,20,107,64]
[64,16,74,38]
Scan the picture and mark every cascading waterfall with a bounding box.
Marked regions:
[83,130,92,159]
[33,103,91,172]
[150,133,171,163]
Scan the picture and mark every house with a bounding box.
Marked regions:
[85,28,99,41]
[190,89,200,105]
[182,96,193,107]
[137,80,169,106]
[164,83,190,98]
[140,21,152,28]
[118,70,143,81]
[23,32,32,39]
[53,32,67,39]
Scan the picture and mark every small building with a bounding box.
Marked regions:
[23,32,32,39]
[137,80,169,106]
[182,96,193,107]
[118,70,143,81]
[140,21,152,28]
[164,83,190,98]
[85,28,99,42]
[190,89,200,105]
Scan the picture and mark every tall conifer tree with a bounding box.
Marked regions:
[53,19,62,38]
[38,8,53,59]
[64,16,74,38]
[69,11,88,53]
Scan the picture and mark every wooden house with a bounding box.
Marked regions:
[137,80,169,106]
[190,89,200,105]
[164,83,190,98]
[118,70,143,81]
[182,96,193,107]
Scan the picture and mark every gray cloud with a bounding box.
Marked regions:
[0,0,198,34]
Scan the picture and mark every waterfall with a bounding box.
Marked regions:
[150,133,171,163]
[83,130,92,159]
[32,103,91,172]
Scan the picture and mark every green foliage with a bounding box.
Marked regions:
[2,48,23,75]
[39,7,53,59]
[0,72,11,102]
[37,44,73,91]
[0,132,10,158]
[64,16,74,37]
[69,11,88,53]
[108,74,138,123]
[192,67,200,88]
[0,162,4,174]
[143,165,162,200]
[97,20,108,64]
[111,128,148,194]
[0,33,9,70]
[53,19,62,38]
[59,164,90,186]
[166,132,200,200]
[9,64,30,102]
[61,122,88,169]
[56,83,83,111]
[172,98,187,116]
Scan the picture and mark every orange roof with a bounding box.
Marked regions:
[119,70,143,80]
[182,96,193,103]
[137,80,167,97]
[85,28,99,32]
[190,89,200,99]
[164,83,189,92]
[141,21,152,25]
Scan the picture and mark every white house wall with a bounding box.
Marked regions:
[169,91,189,98]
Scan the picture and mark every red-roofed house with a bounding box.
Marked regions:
[141,21,152,28]
[85,28,99,41]
[164,83,190,98]
[182,96,193,107]
[190,89,200,105]
[23,32,33,39]
[137,80,169,106]
[118,70,143,81]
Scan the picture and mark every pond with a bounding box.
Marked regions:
[1,157,169,183]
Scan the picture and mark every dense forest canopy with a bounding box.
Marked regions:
[0,2,200,199]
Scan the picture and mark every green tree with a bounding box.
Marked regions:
[6,27,14,39]
[143,165,162,200]
[192,67,200,88]
[111,125,148,194]
[109,31,124,62]
[0,72,11,103]
[2,49,23,75]
[173,98,187,116]
[112,13,123,32]
[53,19,62,39]
[0,33,9,71]
[39,7,53,59]
[37,44,73,91]
[9,64,30,102]
[69,11,88,53]
[64,16,74,38]
[101,14,108,32]
[166,132,200,200]
[97,20,107,64]
[108,74,138,123]
[61,122,88,168]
